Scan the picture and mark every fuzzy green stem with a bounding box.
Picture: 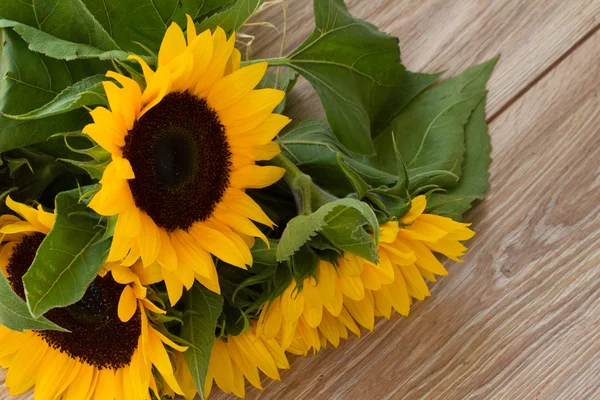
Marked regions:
[269,154,337,215]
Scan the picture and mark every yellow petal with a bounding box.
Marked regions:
[147,328,183,394]
[218,89,285,129]
[171,230,214,277]
[344,290,375,330]
[132,261,164,285]
[209,339,235,393]
[194,27,235,96]
[234,332,280,380]
[225,47,241,75]
[106,71,142,128]
[137,212,161,266]
[400,195,427,224]
[231,141,281,161]
[226,114,290,142]
[230,165,285,189]
[118,285,138,322]
[189,223,248,268]
[156,229,178,271]
[92,369,115,400]
[5,335,47,395]
[281,283,304,322]
[226,337,262,389]
[162,266,184,306]
[158,22,188,67]
[128,55,154,83]
[141,67,172,116]
[207,62,268,111]
[185,14,197,42]
[221,188,274,227]
[63,365,94,400]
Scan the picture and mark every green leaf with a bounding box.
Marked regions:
[280,0,439,155]
[426,95,492,219]
[196,0,264,34]
[0,30,106,151]
[3,75,106,120]
[371,58,497,190]
[181,284,224,400]
[23,187,110,317]
[277,198,379,263]
[281,119,397,197]
[171,0,238,27]
[289,245,319,283]
[250,239,279,267]
[336,154,369,199]
[0,0,120,51]
[0,20,131,61]
[256,67,299,114]
[0,272,68,332]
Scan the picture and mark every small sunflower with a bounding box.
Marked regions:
[83,16,289,305]
[257,195,475,352]
[0,198,186,400]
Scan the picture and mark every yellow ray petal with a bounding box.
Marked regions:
[137,212,161,266]
[118,285,138,322]
[281,283,304,322]
[194,27,235,96]
[189,223,248,268]
[162,266,184,306]
[158,22,188,67]
[230,165,285,189]
[207,62,268,111]
[128,55,154,83]
[231,141,281,161]
[345,290,375,330]
[5,335,47,395]
[93,369,116,400]
[400,195,427,224]
[147,328,183,394]
[225,47,241,75]
[218,89,285,129]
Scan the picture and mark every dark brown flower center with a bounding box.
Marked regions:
[6,233,141,370]
[122,91,231,232]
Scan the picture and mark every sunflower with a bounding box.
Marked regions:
[0,198,186,400]
[170,325,290,399]
[257,195,475,352]
[83,16,289,305]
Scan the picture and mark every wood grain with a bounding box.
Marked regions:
[2,1,600,399]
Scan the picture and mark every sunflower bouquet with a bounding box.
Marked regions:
[0,0,495,399]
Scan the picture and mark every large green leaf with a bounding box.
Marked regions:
[23,187,110,317]
[0,0,119,50]
[181,284,224,400]
[426,96,492,219]
[279,0,439,155]
[277,198,379,263]
[3,75,106,120]
[0,20,131,61]
[281,119,397,197]
[0,273,67,332]
[196,0,264,34]
[0,30,106,152]
[371,58,497,191]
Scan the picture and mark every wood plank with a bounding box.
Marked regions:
[242,0,600,120]
[210,27,600,400]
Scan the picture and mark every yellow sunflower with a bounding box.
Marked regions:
[83,15,289,305]
[257,195,475,352]
[0,198,186,400]
[169,325,290,399]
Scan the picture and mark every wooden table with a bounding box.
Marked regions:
[2,1,600,399]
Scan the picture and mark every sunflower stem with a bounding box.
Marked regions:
[270,154,337,215]
[241,56,289,67]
